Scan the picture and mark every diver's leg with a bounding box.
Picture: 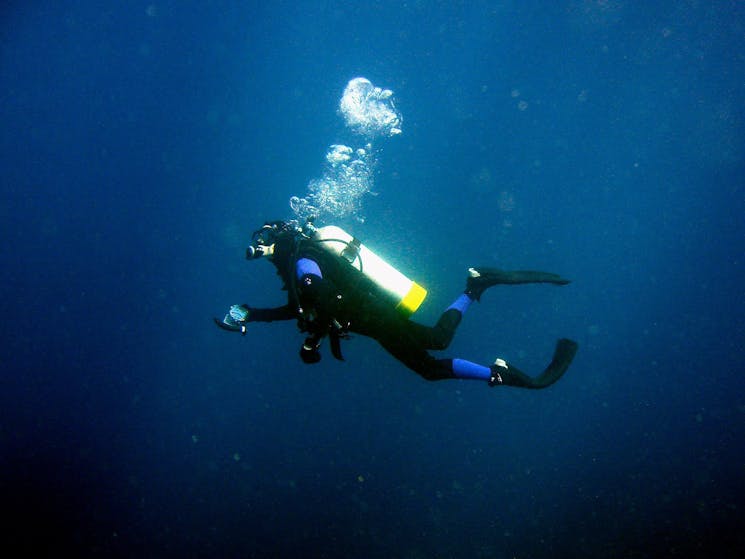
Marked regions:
[381,293,472,352]
[466,267,570,301]
[427,293,472,349]
[386,338,578,388]
[377,326,578,387]
[376,333,455,381]
[359,285,480,352]
[374,325,471,381]
[409,293,472,350]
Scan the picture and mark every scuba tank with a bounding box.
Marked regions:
[310,225,427,317]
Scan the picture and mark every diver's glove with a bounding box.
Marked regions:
[300,334,323,364]
[213,304,250,334]
[229,304,250,323]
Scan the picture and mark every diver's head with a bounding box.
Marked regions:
[245,218,318,260]
[245,220,299,260]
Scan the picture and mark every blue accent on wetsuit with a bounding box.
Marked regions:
[296,258,322,279]
[446,293,472,314]
[452,358,492,381]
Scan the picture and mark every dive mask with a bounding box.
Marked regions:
[245,222,283,259]
[245,219,314,260]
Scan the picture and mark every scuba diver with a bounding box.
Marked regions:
[214,220,578,389]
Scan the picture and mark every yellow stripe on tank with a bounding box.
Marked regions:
[395,282,427,316]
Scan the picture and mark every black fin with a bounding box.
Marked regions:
[532,338,578,388]
[492,339,578,389]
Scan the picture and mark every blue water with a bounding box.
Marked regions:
[2,2,744,557]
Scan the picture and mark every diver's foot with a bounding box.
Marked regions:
[464,267,509,301]
[465,267,570,301]
[488,358,511,387]
[488,339,578,389]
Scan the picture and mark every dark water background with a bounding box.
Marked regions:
[2,2,744,557]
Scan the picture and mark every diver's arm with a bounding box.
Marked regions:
[221,255,324,325]
[245,304,296,322]
[214,303,295,334]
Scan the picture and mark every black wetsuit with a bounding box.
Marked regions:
[241,232,458,379]
[236,230,578,387]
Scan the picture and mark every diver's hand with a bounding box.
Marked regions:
[213,304,250,334]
